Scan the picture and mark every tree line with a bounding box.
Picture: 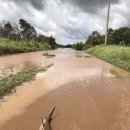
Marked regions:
[73,27,130,50]
[0,19,57,49]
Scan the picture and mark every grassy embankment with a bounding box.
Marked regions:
[0,64,52,98]
[87,45,130,70]
[0,38,51,55]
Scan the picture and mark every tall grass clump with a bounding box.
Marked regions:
[0,38,51,55]
[87,45,130,70]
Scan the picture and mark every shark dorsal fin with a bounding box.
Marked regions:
[48,107,56,121]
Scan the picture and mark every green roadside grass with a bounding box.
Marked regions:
[0,38,51,55]
[87,45,130,71]
[0,64,53,99]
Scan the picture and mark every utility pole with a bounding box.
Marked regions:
[105,0,111,45]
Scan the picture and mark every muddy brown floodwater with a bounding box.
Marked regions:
[0,49,130,130]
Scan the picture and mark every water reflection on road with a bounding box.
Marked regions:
[0,52,52,78]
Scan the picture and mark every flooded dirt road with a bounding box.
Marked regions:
[0,49,130,130]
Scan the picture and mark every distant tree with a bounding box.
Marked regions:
[37,34,57,49]
[0,23,4,37]
[49,36,56,49]
[11,23,21,40]
[19,19,37,44]
[113,27,130,45]
[72,42,85,50]
[107,28,114,44]
[3,22,13,38]
[65,44,72,48]
[37,34,45,43]
[86,31,103,46]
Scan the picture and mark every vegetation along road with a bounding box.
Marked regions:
[0,48,130,130]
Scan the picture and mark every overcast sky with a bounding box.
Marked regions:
[0,0,129,44]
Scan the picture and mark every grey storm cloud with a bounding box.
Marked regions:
[61,0,119,13]
[5,0,45,10]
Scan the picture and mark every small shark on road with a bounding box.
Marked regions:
[39,107,56,130]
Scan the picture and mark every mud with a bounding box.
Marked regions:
[0,49,130,130]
